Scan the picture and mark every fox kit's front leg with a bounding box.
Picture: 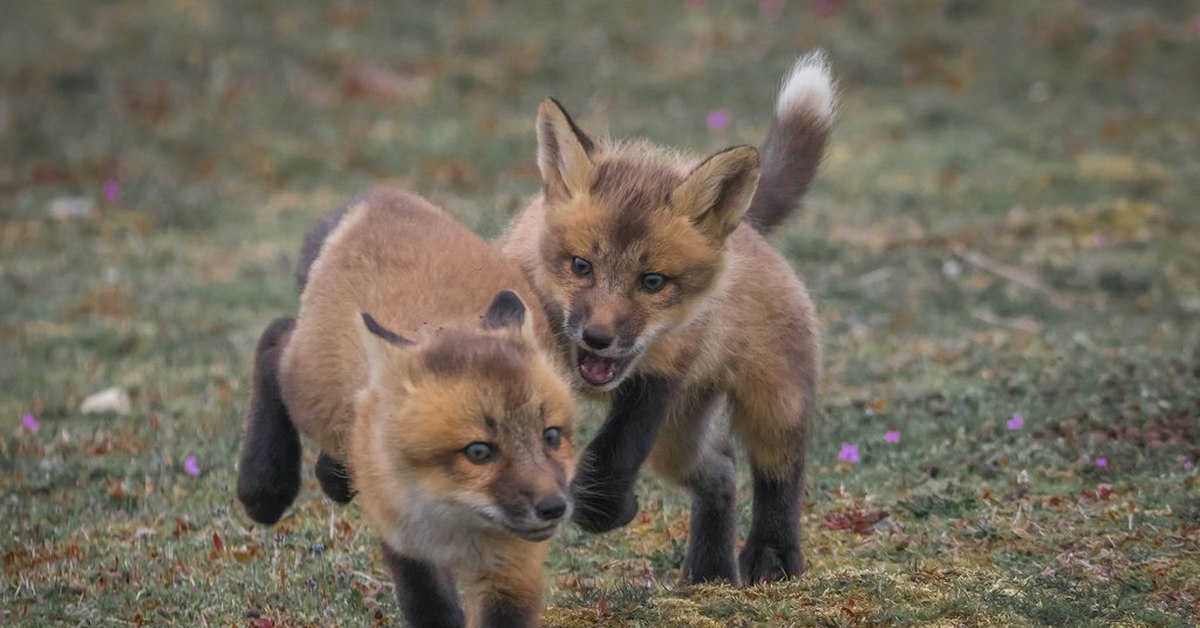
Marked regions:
[650,389,739,584]
[465,541,548,628]
[382,544,466,628]
[571,374,675,533]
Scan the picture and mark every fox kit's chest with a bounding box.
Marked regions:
[380,492,490,568]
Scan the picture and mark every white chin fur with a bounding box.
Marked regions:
[775,49,836,121]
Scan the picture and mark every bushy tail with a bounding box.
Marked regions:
[746,50,836,233]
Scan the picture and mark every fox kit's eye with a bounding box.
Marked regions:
[640,273,667,293]
[543,427,562,450]
[571,256,592,277]
[463,442,497,464]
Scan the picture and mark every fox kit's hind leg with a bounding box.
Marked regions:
[740,459,805,583]
[315,451,355,504]
[571,374,675,533]
[650,389,739,584]
[237,317,303,525]
[382,544,465,628]
[731,372,813,583]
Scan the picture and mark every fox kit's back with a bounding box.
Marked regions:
[280,187,553,458]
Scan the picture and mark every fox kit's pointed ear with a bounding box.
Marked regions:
[670,146,761,241]
[359,312,411,387]
[537,98,595,204]
[482,290,536,343]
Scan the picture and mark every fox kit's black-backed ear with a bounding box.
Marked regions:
[670,145,761,241]
[361,312,412,347]
[482,290,536,343]
[537,97,595,204]
[482,290,526,330]
[359,312,412,390]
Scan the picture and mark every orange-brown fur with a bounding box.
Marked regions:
[269,187,576,626]
[499,53,833,584]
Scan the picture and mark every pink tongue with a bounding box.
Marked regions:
[579,354,617,384]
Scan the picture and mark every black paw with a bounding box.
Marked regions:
[315,452,355,504]
[684,550,739,585]
[684,556,739,584]
[237,466,301,526]
[738,539,804,585]
[571,484,639,533]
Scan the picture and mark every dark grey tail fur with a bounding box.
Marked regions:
[746,51,836,234]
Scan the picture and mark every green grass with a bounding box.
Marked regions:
[3,1,1199,625]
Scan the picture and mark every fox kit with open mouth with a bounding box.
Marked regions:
[236,188,576,627]
[500,52,834,584]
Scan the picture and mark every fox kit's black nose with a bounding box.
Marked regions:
[582,327,614,350]
[535,495,568,521]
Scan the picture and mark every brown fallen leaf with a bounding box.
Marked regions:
[823,509,890,535]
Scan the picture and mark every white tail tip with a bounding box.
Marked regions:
[775,50,836,121]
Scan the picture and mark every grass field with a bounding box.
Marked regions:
[3,1,1199,625]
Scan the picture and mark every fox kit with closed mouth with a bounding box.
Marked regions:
[500,52,834,584]
[236,188,576,628]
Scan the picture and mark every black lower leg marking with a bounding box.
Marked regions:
[683,441,738,584]
[571,374,676,533]
[314,451,355,504]
[236,317,303,525]
[738,463,805,584]
[382,544,465,628]
[480,592,538,628]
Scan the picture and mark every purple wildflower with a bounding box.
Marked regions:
[812,0,839,18]
[1095,457,1108,468]
[102,178,120,203]
[184,455,201,477]
[22,413,40,432]
[838,442,860,463]
[1006,412,1024,430]
[885,431,900,443]
[706,109,730,131]
[1186,459,1195,471]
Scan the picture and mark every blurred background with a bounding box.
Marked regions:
[2,1,1198,625]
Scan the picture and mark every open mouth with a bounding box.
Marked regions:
[576,348,634,387]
